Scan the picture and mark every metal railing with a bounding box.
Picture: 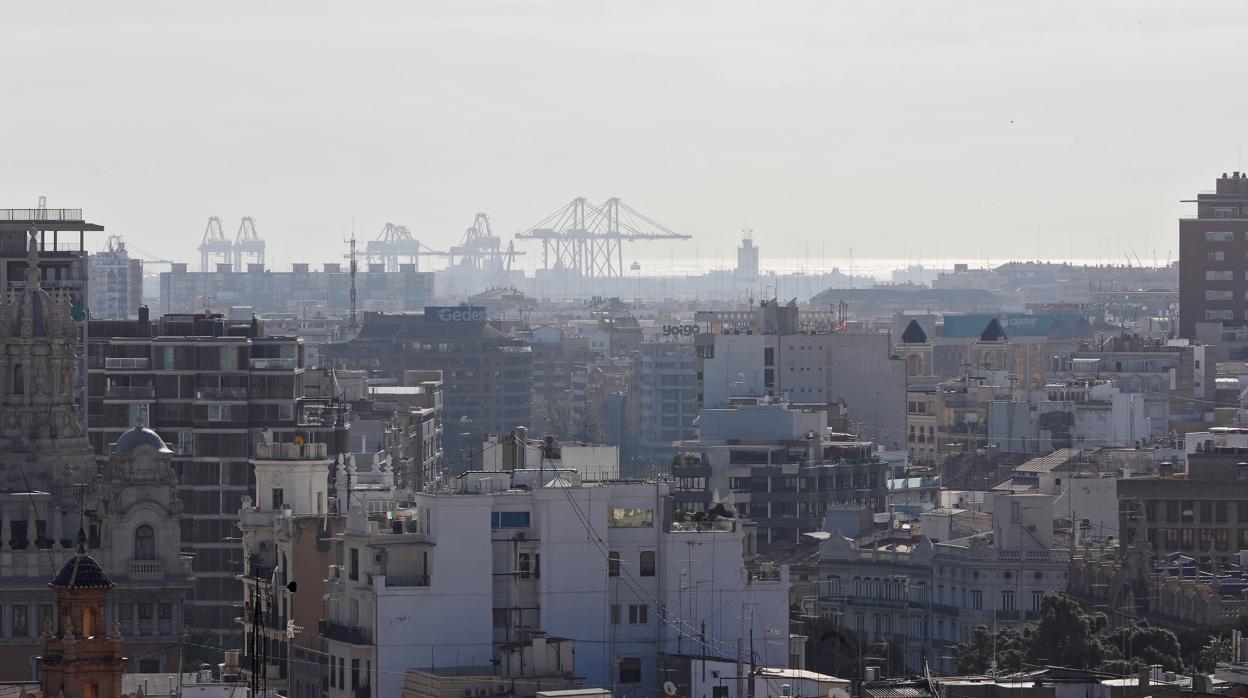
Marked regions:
[0,209,84,221]
[319,619,373,645]
[196,387,248,400]
[105,357,150,370]
[383,574,430,587]
[107,386,155,400]
[250,357,296,370]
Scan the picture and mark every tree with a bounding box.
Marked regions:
[182,627,223,672]
[952,625,1026,675]
[1197,635,1232,673]
[1025,594,1106,669]
[1102,622,1184,673]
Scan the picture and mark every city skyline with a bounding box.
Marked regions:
[5,1,1246,267]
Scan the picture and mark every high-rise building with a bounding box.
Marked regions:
[85,311,348,642]
[1179,171,1248,338]
[322,308,531,469]
[88,236,143,320]
[636,342,697,461]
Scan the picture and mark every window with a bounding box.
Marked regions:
[134,525,156,560]
[640,551,656,577]
[618,658,641,684]
[607,508,653,528]
[1208,251,1228,261]
[12,364,22,395]
[1208,310,1234,320]
[608,551,620,577]
[177,431,194,455]
[1206,270,1234,281]
[138,603,153,620]
[271,488,285,510]
[1001,590,1015,611]
[518,553,531,579]
[1207,290,1234,300]
[970,589,982,610]
[826,576,841,597]
[491,511,531,528]
[207,404,232,421]
[119,604,133,621]
[12,605,28,637]
[159,602,172,620]
[1032,591,1044,611]
[629,604,649,624]
[610,604,621,625]
[349,548,359,581]
[351,659,360,690]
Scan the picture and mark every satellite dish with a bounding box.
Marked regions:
[664,681,678,696]
[829,687,851,698]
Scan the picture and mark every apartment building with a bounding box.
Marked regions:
[318,471,788,698]
[636,341,697,460]
[817,493,1068,674]
[88,237,144,321]
[1119,427,1248,564]
[322,308,532,468]
[158,261,433,316]
[694,301,907,450]
[673,400,889,548]
[1179,171,1248,338]
[85,310,348,640]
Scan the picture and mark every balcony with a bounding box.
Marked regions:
[195,387,248,400]
[381,574,430,588]
[996,609,1021,621]
[319,619,373,645]
[105,357,150,370]
[250,357,296,370]
[106,385,155,400]
[129,559,164,580]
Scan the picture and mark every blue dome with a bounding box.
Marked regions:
[111,425,172,455]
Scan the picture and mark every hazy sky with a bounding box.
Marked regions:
[3,1,1246,271]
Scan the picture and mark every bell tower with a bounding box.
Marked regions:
[38,538,127,698]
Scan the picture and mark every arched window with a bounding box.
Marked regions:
[82,607,96,638]
[134,525,155,560]
[12,364,23,395]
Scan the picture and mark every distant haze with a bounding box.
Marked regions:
[2,1,1243,270]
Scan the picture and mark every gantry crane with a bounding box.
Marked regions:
[515,197,690,278]
[234,216,266,269]
[364,222,451,272]
[198,216,233,271]
[448,212,524,272]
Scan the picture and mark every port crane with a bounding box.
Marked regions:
[515,197,690,278]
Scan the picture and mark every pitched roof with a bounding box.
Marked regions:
[900,319,928,344]
[1015,448,1082,473]
[979,317,1007,342]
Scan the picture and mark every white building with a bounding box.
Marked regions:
[695,302,907,450]
[817,492,1068,674]
[482,432,620,481]
[320,471,789,698]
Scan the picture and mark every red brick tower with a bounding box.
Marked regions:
[38,539,127,698]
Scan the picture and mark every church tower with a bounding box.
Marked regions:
[38,540,127,698]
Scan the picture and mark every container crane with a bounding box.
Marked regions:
[198,216,233,271]
[515,197,690,278]
[364,222,450,272]
[234,216,266,269]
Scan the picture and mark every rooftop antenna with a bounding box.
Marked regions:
[346,227,359,331]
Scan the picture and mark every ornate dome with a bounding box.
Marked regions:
[111,425,172,455]
[52,551,113,589]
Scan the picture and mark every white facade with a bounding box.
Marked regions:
[698,331,907,450]
[482,435,620,481]
[322,475,789,698]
